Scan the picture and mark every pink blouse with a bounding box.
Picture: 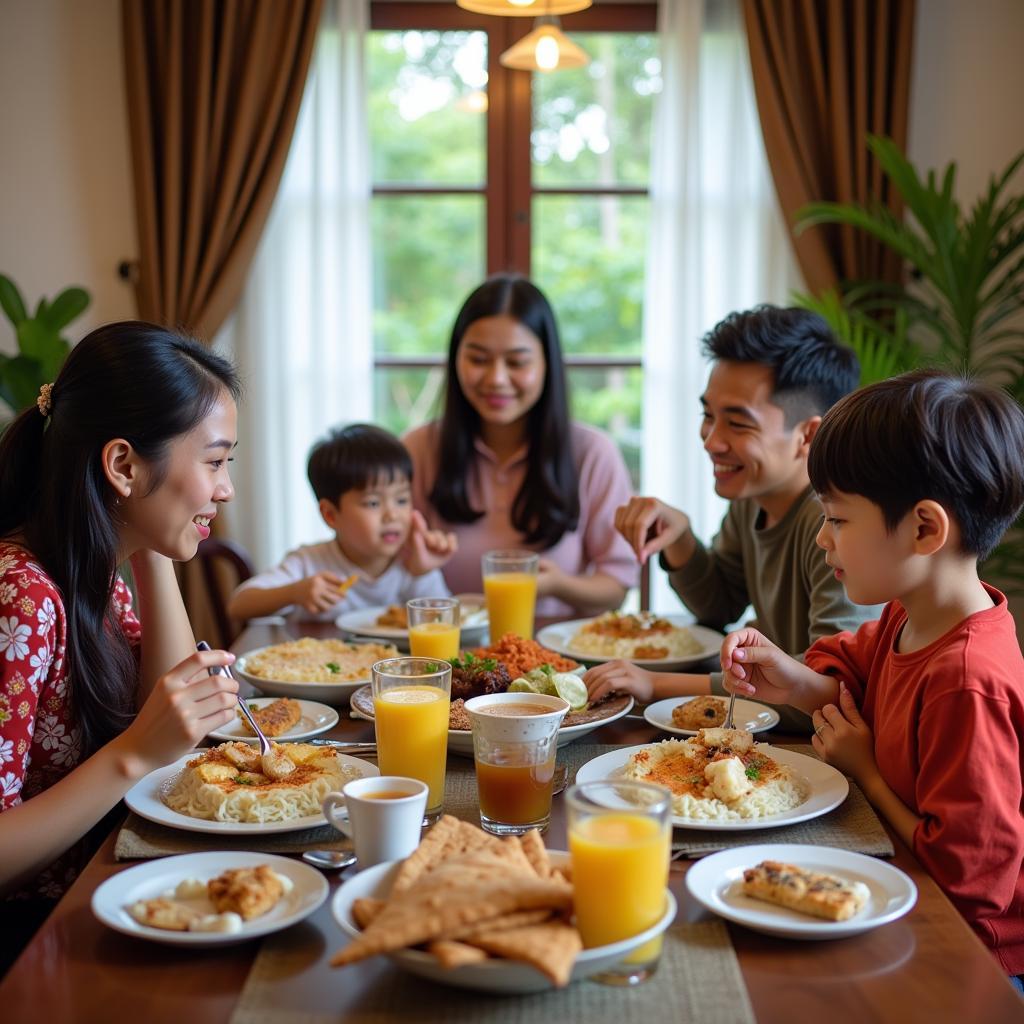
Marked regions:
[404,421,639,617]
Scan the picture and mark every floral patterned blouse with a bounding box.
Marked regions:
[0,541,141,899]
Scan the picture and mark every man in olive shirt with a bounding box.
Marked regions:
[586,305,883,731]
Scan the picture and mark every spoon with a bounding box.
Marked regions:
[302,849,358,871]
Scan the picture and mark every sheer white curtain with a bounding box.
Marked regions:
[217,0,372,572]
[641,0,803,612]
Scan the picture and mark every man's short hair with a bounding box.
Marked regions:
[307,423,412,504]
[808,369,1024,559]
[702,305,860,423]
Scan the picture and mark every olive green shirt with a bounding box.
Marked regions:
[662,487,884,732]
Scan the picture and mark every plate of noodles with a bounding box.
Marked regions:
[337,594,489,648]
[536,613,724,669]
[124,742,378,835]
[235,637,399,704]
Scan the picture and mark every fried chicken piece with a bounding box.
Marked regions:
[207,865,285,921]
[221,741,262,771]
[260,743,296,780]
[697,727,754,754]
[239,697,302,738]
[449,657,511,702]
[128,898,202,932]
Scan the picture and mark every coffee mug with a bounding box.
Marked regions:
[321,775,428,867]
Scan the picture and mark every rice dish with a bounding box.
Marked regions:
[570,612,703,660]
[242,637,397,683]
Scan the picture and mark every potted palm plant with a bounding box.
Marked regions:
[792,135,1024,594]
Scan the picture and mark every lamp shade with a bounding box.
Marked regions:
[456,1,591,14]
[500,19,590,72]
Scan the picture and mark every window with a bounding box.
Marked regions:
[368,3,659,483]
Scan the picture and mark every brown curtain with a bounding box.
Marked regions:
[743,0,916,295]
[122,0,322,341]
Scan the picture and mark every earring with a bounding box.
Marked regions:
[125,488,132,498]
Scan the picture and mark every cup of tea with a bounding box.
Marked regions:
[321,775,428,867]
[406,597,460,660]
[465,691,569,836]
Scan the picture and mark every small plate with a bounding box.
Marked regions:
[331,851,677,994]
[536,615,723,669]
[124,751,378,835]
[348,685,633,756]
[574,743,849,831]
[337,594,489,649]
[92,851,328,947]
[207,697,339,743]
[685,844,917,939]
[644,696,780,737]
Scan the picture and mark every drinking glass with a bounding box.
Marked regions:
[406,597,460,660]
[372,657,452,824]
[465,692,569,835]
[481,549,539,640]
[565,780,672,985]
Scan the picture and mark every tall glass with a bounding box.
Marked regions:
[566,780,672,985]
[372,657,452,824]
[465,692,568,835]
[482,549,539,640]
[406,597,460,660]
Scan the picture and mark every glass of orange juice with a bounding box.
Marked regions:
[566,780,673,985]
[371,657,452,824]
[465,691,569,835]
[406,597,460,660]
[481,549,538,640]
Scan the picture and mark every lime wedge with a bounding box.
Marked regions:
[509,677,543,694]
[552,673,588,711]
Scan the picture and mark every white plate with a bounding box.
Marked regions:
[207,697,339,743]
[348,685,633,756]
[536,615,724,669]
[685,844,917,939]
[235,642,398,705]
[574,743,849,831]
[124,751,379,835]
[91,851,328,947]
[644,696,780,737]
[337,593,489,649]
[331,851,677,994]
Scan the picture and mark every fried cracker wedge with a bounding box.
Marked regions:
[427,940,490,968]
[390,816,505,894]
[468,921,583,988]
[519,829,552,879]
[351,897,387,930]
[449,908,552,941]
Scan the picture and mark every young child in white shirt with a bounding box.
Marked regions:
[229,424,457,624]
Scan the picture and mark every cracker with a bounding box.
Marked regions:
[468,921,582,987]
[450,908,552,940]
[518,829,552,879]
[351,897,386,930]
[427,939,490,968]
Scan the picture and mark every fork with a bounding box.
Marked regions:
[722,690,737,731]
[197,641,273,758]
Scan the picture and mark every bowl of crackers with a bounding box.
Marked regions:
[329,815,677,994]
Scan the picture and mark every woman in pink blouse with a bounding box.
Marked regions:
[404,275,638,618]
[0,322,241,965]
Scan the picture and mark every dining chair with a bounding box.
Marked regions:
[193,537,256,648]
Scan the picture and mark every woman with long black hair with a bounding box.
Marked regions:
[0,322,241,963]
[404,275,637,617]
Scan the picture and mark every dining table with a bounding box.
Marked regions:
[2,617,1021,1024]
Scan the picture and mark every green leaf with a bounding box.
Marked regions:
[0,275,27,326]
[0,354,45,412]
[41,287,89,330]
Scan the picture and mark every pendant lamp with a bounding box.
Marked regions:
[456,1,591,15]
[499,16,590,72]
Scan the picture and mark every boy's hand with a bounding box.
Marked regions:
[720,627,804,704]
[811,683,878,785]
[614,496,690,564]
[584,660,656,703]
[404,510,458,576]
[291,571,348,614]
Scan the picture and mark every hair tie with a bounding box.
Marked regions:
[36,382,54,418]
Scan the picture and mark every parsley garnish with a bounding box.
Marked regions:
[325,662,341,674]
[745,765,761,780]
[449,652,498,672]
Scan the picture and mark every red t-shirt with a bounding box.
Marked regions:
[805,585,1024,975]
[0,541,141,899]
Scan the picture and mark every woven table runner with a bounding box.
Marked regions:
[229,916,755,1024]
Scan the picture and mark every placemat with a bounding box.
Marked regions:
[229,917,755,1024]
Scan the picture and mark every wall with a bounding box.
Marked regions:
[0,0,136,353]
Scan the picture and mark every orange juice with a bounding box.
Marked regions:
[484,572,537,639]
[568,813,670,950]
[373,685,450,810]
[408,622,460,660]
[475,755,555,825]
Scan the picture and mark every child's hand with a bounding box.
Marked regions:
[291,571,349,614]
[404,509,458,576]
[811,683,877,784]
[584,660,656,703]
[535,558,567,598]
[720,627,803,704]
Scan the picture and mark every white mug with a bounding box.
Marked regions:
[321,775,428,867]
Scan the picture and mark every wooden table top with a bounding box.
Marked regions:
[2,619,1019,1023]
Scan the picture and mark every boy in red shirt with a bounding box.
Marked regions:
[720,370,1024,987]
